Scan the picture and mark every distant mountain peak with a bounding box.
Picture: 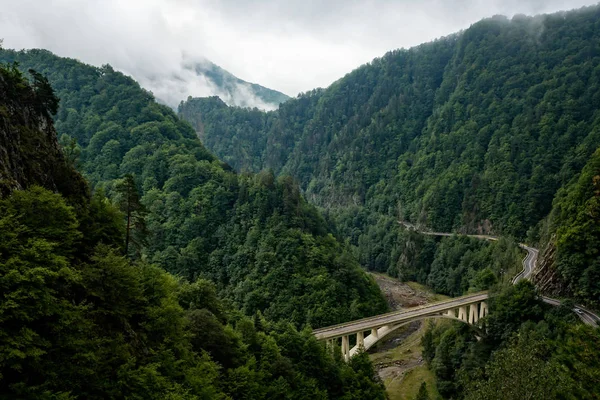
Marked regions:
[183,60,289,110]
[146,55,289,111]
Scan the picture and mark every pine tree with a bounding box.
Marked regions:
[114,174,147,258]
[415,382,429,400]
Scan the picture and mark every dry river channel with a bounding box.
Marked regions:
[367,273,445,400]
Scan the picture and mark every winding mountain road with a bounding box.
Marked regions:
[398,221,599,327]
[511,245,538,284]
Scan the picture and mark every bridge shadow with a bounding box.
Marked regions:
[346,314,486,358]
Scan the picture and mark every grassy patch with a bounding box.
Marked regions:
[386,365,441,400]
[405,281,449,302]
[369,277,452,399]
[370,321,445,400]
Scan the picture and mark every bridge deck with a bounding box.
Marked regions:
[313,292,488,340]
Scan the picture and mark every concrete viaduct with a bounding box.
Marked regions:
[314,223,599,361]
[313,293,489,361]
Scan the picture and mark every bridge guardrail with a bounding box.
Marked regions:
[312,291,489,335]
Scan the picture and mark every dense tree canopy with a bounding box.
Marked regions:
[3,5,600,398]
[539,147,600,307]
[178,5,600,305]
[0,49,387,328]
[423,282,600,399]
[0,62,387,399]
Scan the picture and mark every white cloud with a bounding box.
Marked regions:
[1,0,596,106]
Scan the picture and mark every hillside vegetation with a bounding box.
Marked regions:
[0,48,387,328]
[178,6,600,307]
[2,5,600,399]
[422,282,600,400]
[0,61,387,399]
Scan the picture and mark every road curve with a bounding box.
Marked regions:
[541,296,599,327]
[397,221,598,327]
[511,245,538,284]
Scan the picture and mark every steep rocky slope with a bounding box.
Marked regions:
[0,64,87,200]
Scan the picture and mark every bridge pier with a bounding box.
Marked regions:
[469,303,479,324]
[479,301,488,319]
[342,335,350,362]
[371,328,378,339]
[357,331,364,348]
[458,306,468,322]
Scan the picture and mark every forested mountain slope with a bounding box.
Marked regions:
[534,147,600,304]
[189,59,290,109]
[0,48,387,328]
[0,64,386,399]
[422,281,600,400]
[178,5,600,307]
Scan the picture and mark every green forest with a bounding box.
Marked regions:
[2,4,600,400]
[0,48,387,329]
[0,59,387,398]
[178,6,600,309]
[422,281,600,400]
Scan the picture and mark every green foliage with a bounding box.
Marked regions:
[0,61,386,399]
[0,48,387,328]
[356,216,520,296]
[177,6,600,305]
[423,281,600,399]
[27,68,59,116]
[0,62,88,201]
[415,382,429,400]
[485,281,546,344]
[114,174,148,257]
[426,236,520,296]
[543,148,600,307]
[463,333,574,400]
[0,186,387,399]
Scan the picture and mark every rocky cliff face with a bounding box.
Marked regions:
[0,65,87,200]
[531,238,571,298]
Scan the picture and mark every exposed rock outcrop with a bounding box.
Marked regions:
[531,237,571,298]
[0,65,87,201]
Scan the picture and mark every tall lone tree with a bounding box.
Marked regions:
[415,382,429,400]
[115,174,147,258]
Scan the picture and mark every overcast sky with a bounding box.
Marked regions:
[1,0,597,102]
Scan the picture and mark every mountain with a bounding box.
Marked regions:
[0,47,387,327]
[188,59,290,109]
[142,55,290,111]
[177,5,600,308]
[2,6,600,400]
[0,56,386,398]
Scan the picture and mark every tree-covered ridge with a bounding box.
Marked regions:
[396,9,600,235]
[1,186,386,399]
[177,5,600,304]
[537,147,600,307]
[423,282,600,400]
[181,6,600,237]
[348,213,522,297]
[0,48,387,328]
[0,62,386,399]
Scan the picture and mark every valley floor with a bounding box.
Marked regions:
[368,274,448,400]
